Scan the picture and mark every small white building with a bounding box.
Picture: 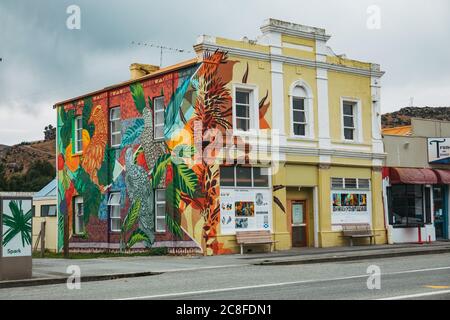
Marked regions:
[32,179,58,252]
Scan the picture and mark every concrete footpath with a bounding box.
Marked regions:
[1,242,450,289]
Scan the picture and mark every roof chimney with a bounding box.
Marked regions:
[129,63,160,80]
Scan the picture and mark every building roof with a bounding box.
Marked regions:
[0,192,35,198]
[53,58,199,108]
[33,178,56,200]
[382,125,412,136]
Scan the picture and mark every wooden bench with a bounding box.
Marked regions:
[342,224,378,247]
[236,230,276,255]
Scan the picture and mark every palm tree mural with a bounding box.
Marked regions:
[2,200,32,248]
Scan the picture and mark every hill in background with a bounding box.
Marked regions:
[0,138,56,192]
[382,107,450,128]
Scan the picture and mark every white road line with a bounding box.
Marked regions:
[116,265,450,300]
[378,289,450,300]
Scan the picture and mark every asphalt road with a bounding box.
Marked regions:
[1,253,450,300]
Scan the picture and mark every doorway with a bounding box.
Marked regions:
[433,185,448,240]
[291,200,307,247]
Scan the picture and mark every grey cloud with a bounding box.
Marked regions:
[0,0,449,145]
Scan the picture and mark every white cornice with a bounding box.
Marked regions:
[194,43,385,78]
[260,19,331,42]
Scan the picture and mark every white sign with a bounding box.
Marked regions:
[220,188,272,235]
[428,138,450,164]
[331,191,371,225]
[2,199,32,257]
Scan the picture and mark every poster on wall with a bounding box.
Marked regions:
[220,188,272,235]
[2,199,32,258]
[331,192,371,225]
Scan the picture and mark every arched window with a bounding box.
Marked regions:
[290,80,314,138]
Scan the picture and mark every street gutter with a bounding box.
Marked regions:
[254,247,450,266]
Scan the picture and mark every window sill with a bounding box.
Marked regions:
[288,136,317,142]
[333,140,371,147]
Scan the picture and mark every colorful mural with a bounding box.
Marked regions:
[56,50,272,255]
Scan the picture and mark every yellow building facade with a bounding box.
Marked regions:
[195,19,387,250]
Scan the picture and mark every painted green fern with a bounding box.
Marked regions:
[2,200,32,247]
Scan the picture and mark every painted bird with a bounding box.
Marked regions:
[81,105,107,189]
[124,148,155,247]
[141,107,165,174]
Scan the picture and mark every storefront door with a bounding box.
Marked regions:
[433,186,448,240]
[291,201,307,247]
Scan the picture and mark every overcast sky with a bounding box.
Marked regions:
[0,0,449,145]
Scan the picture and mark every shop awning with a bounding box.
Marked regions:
[390,167,438,185]
[434,169,450,184]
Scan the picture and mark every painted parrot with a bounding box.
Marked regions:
[124,147,155,247]
[141,107,165,174]
[81,105,107,189]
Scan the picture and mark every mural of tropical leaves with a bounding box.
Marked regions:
[121,118,144,148]
[151,154,171,188]
[173,162,198,198]
[130,83,146,114]
[273,185,286,213]
[173,145,196,159]
[164,76,192,139]
[166,181,181,209]
[126,229,150,249]
[2,200,32,247]
[165,212,184,239]
[122,200,141,233]
[82,97,95,137]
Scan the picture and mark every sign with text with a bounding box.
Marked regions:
[220,188,272,235]
[428,138,450,164]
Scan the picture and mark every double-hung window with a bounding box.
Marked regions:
[292,97,307,136]
[74,116,83,153]
[110,107,122,148]
[233,85,258,133]
[74,196,84,235]
[154,96,165,140]
[235,90,252,132]
[155,189,166,232]
[343,101,356,141]
[108,192,121,232]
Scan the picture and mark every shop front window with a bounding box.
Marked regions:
[388,185,427,228]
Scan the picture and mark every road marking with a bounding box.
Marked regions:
[424,285,450,289]
[116,265,450,300]
[378,289,450,300]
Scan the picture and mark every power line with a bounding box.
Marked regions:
[130,41,194,67]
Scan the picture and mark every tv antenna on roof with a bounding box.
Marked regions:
[131,41,194,67]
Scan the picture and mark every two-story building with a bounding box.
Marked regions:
[54,19,387,255]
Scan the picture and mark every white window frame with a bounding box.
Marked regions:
[289,80,314,139]
[331,177,371,190]
[153,96,165,140]
[74,116,83,154]
[232,83,259,135]
[110,107,122,148]
[220,166,271,189]
[155,189,166,233]
[74,196,84,235]
[340,98,362,143]
[108,192,121,233]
